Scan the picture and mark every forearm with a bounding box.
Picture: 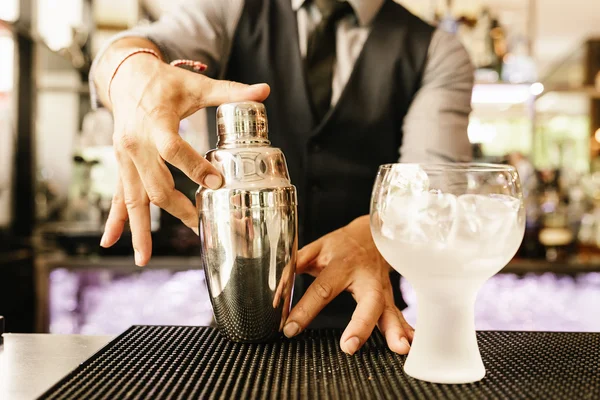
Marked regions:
[93,37,164,110]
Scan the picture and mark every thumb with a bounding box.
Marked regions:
[193,75,271,109]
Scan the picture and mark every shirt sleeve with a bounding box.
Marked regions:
[399,28,475,163]
[89,0,244,108]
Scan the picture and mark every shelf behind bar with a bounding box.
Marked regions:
[537,85,600,99]
[35,252,600,275]
[504,257,600,275]
[38,253,203,274]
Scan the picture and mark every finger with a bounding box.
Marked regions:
[279,263,294,331]
[157,189,199,233]
[101,179,128,248]
[128,142,199,231]
[195,78,270,108]
[273,263,293,310]
[377,303,411,355]
[399,309,415,342]
[340,280,385,355]
[296,238,324,274]
[273,273,284,309]
[283,265,345,338]
[272,264,292,310]
[117,151,152,266]
[151,119,223,190]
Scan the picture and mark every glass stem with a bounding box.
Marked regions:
[404,281,485,384]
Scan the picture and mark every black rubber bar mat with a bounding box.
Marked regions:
[39,326,600,400]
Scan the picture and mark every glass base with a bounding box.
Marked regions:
[404,354,485,384]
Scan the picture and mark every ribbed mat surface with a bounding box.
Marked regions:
[39,326,600,400]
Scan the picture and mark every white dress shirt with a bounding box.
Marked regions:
[91,0,475,162]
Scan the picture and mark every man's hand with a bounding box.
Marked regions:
[97,39,270,266]
[283,216,414,355]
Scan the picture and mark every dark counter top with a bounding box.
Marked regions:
[38,326,600,400]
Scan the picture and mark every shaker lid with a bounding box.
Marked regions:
[216,102,269,147]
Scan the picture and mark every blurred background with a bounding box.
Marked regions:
[1,0,600,335]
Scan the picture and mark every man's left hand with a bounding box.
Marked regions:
[282,216,414,355]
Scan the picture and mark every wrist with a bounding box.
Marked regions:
[349,214,370,229]
[347,215,394,272]
[346,215,375,246]
[94,38,164,108]
[110,53,163,106]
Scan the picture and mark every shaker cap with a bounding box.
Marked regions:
[216,101,269,147]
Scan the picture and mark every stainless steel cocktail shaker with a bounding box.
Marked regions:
[196,102,298,343]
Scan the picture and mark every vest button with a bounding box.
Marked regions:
[310,142,321,153]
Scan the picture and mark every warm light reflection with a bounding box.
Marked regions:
[0,1,19,21]
[37,0,83,51]
[471,84,532,105]
[0,35,14,92]
[468,120,497,144]
[530,82,544,96]
[595,128,600,144]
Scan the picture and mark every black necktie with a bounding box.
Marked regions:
[305,0,354,121]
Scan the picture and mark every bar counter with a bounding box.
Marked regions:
[2,326,600,400]
[0,334,113,400]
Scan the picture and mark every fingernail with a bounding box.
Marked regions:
[249,83,269,95]
[100,233,108,247]
[344,337,361,356]
[134,250,143,266]
[401,337,411,349]
[204,174,223,190]
[283,322,300,338]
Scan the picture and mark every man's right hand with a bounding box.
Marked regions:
[96,41,270,266]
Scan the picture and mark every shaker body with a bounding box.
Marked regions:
[198,187,297,342]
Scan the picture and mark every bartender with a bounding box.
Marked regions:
[91,0,473,356]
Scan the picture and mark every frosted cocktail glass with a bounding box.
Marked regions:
[370,163,525,384]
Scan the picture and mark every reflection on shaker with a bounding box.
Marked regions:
[267,208,281,291]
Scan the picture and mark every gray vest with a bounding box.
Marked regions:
[211,0,435,328]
